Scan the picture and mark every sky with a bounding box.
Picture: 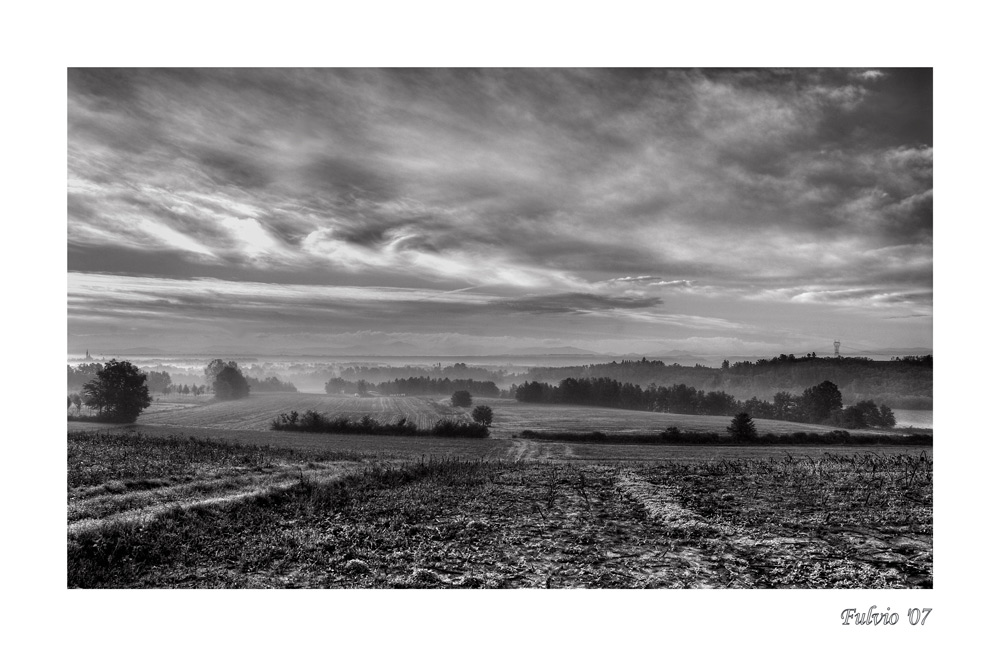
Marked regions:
[67,68,932,356]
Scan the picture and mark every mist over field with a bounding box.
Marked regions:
[68,349,933,427]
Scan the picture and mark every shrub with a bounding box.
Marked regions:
[471,405,493,427]
[270,412,486,437]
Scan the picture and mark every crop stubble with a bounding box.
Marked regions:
[67,431,932,588]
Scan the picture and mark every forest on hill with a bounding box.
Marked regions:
[514,355,932,409]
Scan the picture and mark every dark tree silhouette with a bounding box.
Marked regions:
[471,405,493,427]
[81,359,152,422]
[727,412,758,441]
[204,358,237,384]
[800,380,843,423]
[878,404,897,427]
[451,390,473,407]
[213,364,250,400]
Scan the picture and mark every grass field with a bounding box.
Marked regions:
[119,392,892,437]
[484,397,888,436]
[138,392,470,431]
[67,431,932,588]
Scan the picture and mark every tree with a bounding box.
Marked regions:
[204,359,241,386]
[81,359,152,422]
[727,412,758,441]
[451,390,472,407]
[356,380,369,396]
[800,380,842,423]
[145,370,172,394]
[472,405,493,427]
[878,404,897,428]
[771,391,796,420]
[214,364,250,400]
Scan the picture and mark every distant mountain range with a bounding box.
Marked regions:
[73,344,932,360]
[499,346,602,356]
[95,347,167,355]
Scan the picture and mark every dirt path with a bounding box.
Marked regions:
[614,471,728,587]
[505,438,537,461]
[67,461,364,537]
[502,437,577,461]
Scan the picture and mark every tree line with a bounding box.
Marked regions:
[69,361,296,397]
[325,376,499,397]
[513,354,932,410]
[68,358,303,423]
[511,377,896,429]
[336,362,508,384]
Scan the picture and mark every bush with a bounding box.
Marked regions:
[430,418,489,438]
[270,412,486,438]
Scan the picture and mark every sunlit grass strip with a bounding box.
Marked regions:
[514,429,932,445]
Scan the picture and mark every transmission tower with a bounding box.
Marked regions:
[833,340,841,357]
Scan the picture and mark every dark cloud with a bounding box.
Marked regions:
[195,148,271,189]
[69,68,141,105]
[493,293,662,314]
[299,155,400,201]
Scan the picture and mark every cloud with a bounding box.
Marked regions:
[854,70,886,81]
[651,280,695,288]
[766,285,934,310]
[607,276,663,284]
[491,293,663,314]
[67,69,932,353]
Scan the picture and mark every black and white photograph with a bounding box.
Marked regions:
[65,66,934,590]
[15,3,995,650]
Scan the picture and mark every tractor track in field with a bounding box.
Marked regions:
[67,461,365,537]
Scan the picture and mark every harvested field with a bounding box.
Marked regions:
[68,431,369,537]
[67,441,932,588]
[71,425,932,464]
[138,392,470,431]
